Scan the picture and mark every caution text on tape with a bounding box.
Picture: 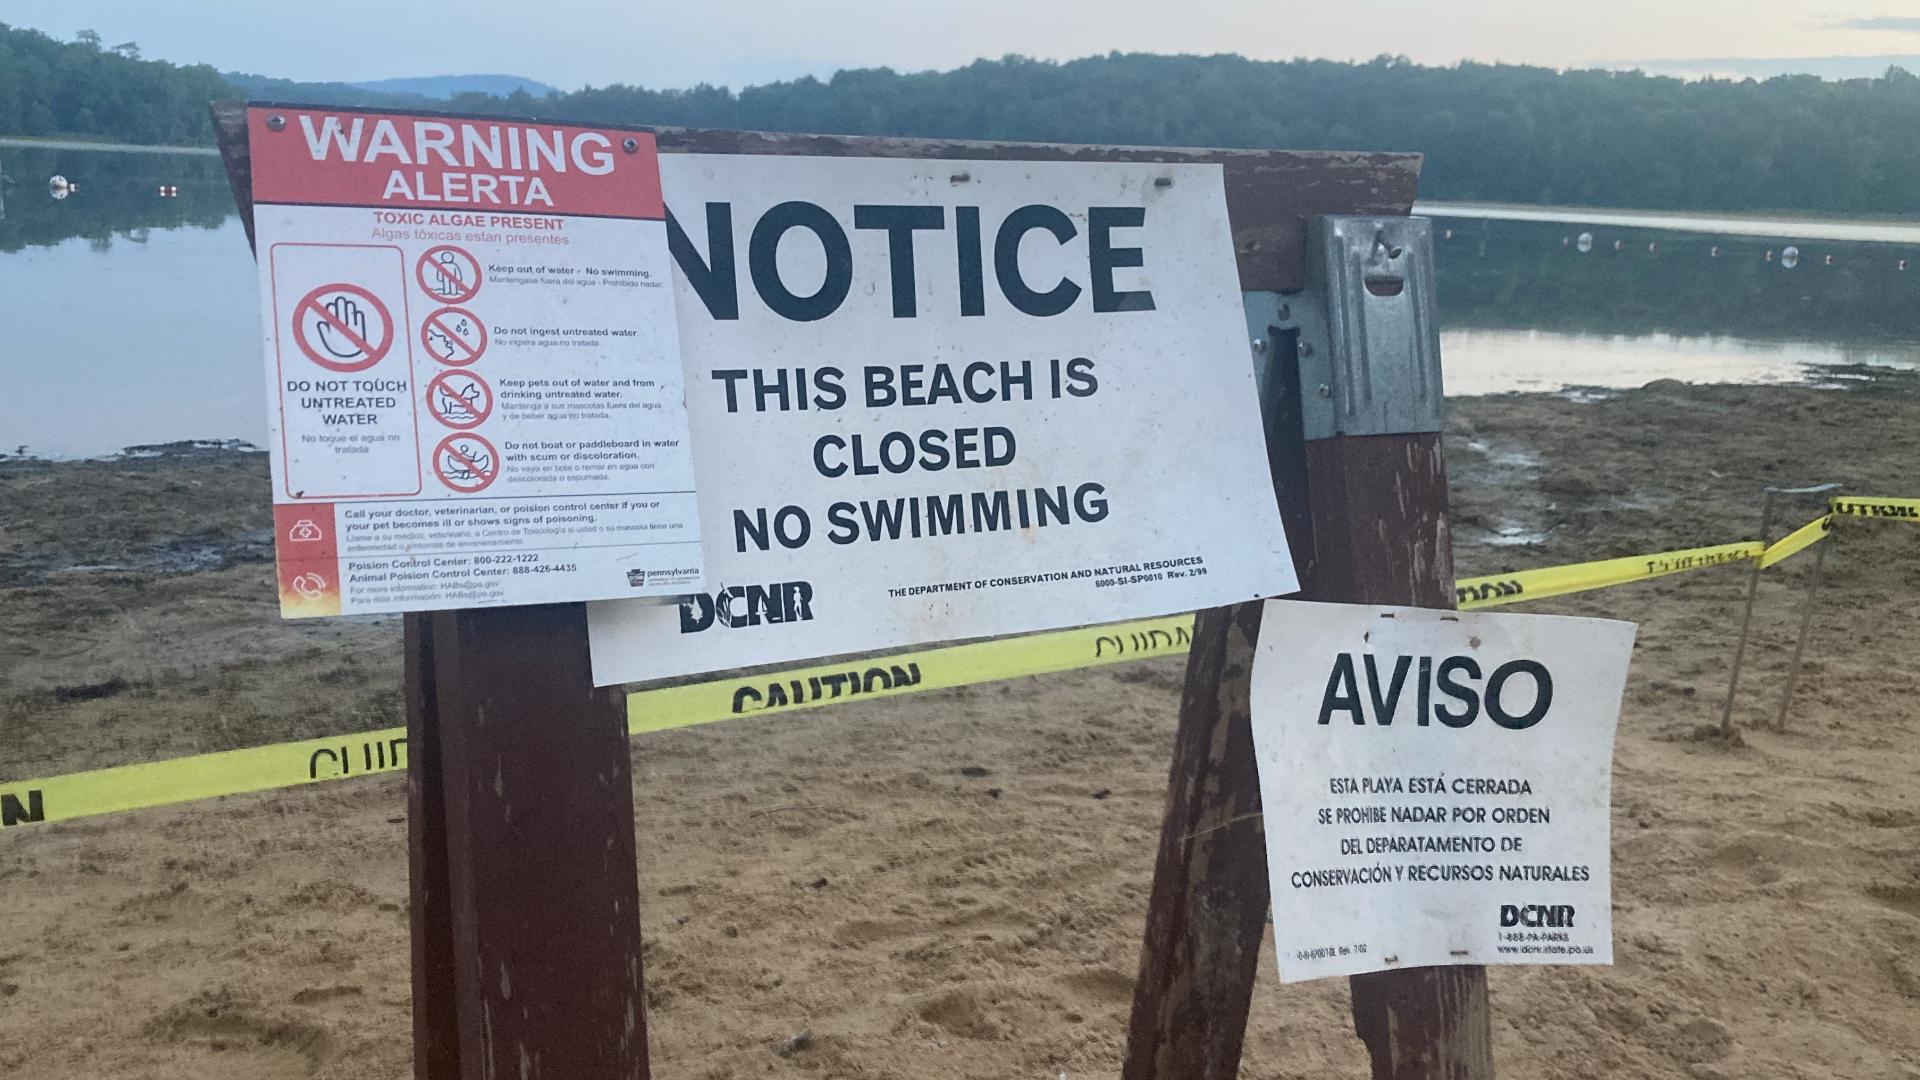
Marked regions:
[1456,539,1765,610]
[0,616,1194,831]
[1831,496,1920,521]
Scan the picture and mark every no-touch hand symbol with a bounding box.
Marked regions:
[433,433,501,494]
[426,370,494,430]
[292,283,394,373]
[420,306,487,366]
[416,246,483,304]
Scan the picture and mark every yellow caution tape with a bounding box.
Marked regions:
[627,614,1192,734]
[1759,514,1834,569]
[1455,540,1765,610]
[0,615,1194,831]
[1831,496,1920,521]
[0,728,409,830]
[1457,505,1863,610]
[5,498,1912,831]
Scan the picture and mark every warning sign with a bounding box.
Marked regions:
[420,306,486,366]
[1249,600,1634,983]
[248,105,704,617]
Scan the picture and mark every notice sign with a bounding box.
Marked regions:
[587,155,1294,684]
[246,106,702,617]
[1251,600,1635,983]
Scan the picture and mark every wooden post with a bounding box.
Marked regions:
[1307,436,1494,1080]
[1120,304,1316,1080]
[405,605,650,1080]
[212,105,652,1080]
[1124,209,1493,1078]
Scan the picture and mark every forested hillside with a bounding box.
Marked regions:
[0,24,229,146]
[7,21,1920,215]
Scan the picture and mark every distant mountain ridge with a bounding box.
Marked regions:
[348,74,561,99]
[222,71,559,106]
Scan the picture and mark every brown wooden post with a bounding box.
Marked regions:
[1307,435,1494,1080]
[1303,215,1492,1080]
[1120,299,1316,1080]
[405,613,461,1077]
[213,105,652,1080]
[1124,204,1493,1078]
[406,604,649,1080]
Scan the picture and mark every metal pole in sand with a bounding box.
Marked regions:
[1721,487,1778,735]
[1774,484,1842,731]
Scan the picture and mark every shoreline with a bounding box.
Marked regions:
[2,363,1894,465]
[1420,199,1920,243]
[0,136,219,156]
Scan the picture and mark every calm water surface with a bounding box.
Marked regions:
[4,148,1918,457]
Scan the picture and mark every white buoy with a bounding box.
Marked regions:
[1576,231,1593,253]
[1781,245,1800,269]
[48,174,70,199]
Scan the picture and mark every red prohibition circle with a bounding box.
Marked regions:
[433,433,501,494]
[291,283,394,373]
[425,370,494,430]
[420,305,488,367]
[416,245,483,304]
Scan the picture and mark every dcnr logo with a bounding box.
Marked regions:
[679,581,815,633]
[1500,903,1575,928]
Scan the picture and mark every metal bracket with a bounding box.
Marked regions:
[1279,215,1445,439]
[1243,290,1287,407]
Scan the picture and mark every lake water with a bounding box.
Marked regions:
[3,147,1918,458]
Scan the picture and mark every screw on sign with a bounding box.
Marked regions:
[426,370,494,430]
[434,433,501,494]
[292,283,394,373]
[417,245,483,304]
[421,305,488,366]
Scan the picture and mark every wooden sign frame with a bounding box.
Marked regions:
[214,102,1478,1080]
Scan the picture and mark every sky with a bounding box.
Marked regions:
[5,0,1920,89]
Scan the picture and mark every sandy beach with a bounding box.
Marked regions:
[2,373,1918,1079]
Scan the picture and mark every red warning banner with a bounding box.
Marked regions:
[248,107,664,219]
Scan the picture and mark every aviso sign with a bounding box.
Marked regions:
[588,156,1295,683]
[1251,600,1634,982]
